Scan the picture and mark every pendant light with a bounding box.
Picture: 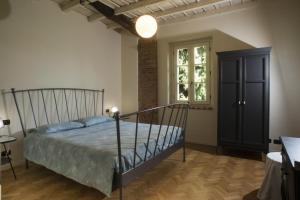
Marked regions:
[135,15,157,38]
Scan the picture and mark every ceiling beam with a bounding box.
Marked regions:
[87,13,105,22]
[115,0,165,15]
[60,0,81,12]
[90,1,138,36]
[153,0,224,18]
[159,0,257,25]
[107,22,122,29]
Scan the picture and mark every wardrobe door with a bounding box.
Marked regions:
[242,54,269,150]
[218,57,242,145]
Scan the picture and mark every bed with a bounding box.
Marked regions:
[7,88,189,200]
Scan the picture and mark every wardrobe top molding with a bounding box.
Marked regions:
[217,47,272,57]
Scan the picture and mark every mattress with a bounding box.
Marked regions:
[24,120,182,196]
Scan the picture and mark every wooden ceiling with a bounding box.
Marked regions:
[52,0,258,33]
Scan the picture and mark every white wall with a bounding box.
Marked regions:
[121,33,138,114]
[157,0,300,150]
[0,0,122,164]
[261,0,300,136]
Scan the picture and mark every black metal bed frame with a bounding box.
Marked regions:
[6,88,189,200]
[115,103,189,199]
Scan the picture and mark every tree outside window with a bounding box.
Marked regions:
[173,40,211,106]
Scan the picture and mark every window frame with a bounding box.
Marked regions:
[170,38,212,108]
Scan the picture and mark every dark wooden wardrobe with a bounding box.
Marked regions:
[217,47,271,153]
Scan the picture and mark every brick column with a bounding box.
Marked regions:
[138,38,158,123]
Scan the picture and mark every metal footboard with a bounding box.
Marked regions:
[114,103,189,200]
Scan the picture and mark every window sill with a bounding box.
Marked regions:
[172,102,213,110]
[189,104,213,110]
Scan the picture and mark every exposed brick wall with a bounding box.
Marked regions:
[138,38,158,123]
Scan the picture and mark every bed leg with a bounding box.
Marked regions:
[25,159,29,169]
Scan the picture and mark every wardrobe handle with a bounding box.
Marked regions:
[238,100,241,105]
[242,100,246,105]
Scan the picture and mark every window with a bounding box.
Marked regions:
[171,39,211,106]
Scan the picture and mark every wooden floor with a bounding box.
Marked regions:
[2,149,265,200]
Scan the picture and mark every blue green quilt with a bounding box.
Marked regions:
[24,120,182,196]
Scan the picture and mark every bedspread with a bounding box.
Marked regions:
[24,120,182,196]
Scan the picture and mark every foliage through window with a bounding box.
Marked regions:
[172,40,211,105]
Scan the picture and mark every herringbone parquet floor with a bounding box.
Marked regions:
[1,149,265,200]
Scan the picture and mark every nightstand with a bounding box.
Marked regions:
[0,135,17,179]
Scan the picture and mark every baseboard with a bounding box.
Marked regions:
[186,142,217,154]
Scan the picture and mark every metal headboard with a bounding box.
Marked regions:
[5,88,104,137]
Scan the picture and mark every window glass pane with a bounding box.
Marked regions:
[177,66,188,84]
[194,83,207,101]
[194,46,207,65]
[178,84,188,101]
[177,48,189,65]
[194,65,206,82]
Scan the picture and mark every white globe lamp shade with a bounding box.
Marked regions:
[135,15,157,38]
[111,106,119,113]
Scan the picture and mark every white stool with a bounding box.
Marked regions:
[257,152,282,200]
